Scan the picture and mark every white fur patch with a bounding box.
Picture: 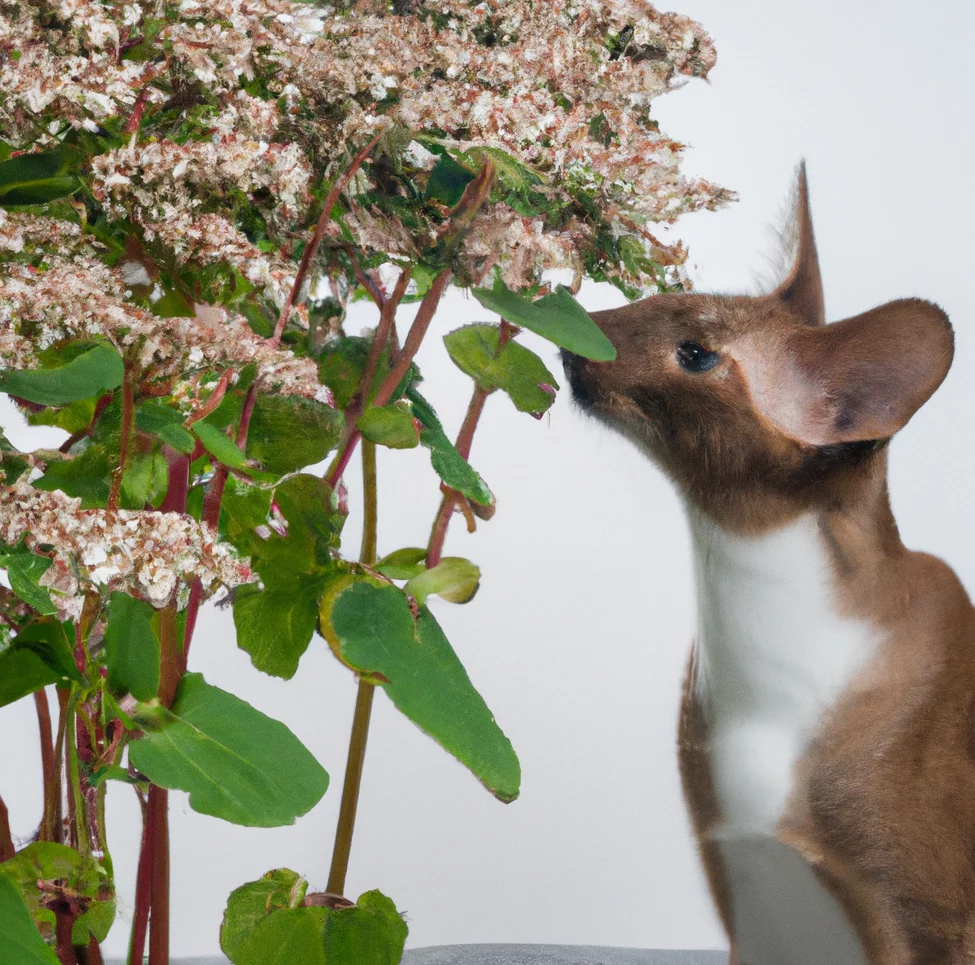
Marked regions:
[687,510,878,963]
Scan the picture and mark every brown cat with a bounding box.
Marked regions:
[562,167,975,964]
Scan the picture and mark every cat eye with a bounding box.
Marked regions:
[676,341,720,373]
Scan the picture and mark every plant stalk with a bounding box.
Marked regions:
[326,440,379,897]
[107,370,135,512]
[35,689,58,842]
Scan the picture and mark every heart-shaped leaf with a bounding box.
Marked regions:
[321,576,520,802]
[471,281,616,361]
[129,673,329,827]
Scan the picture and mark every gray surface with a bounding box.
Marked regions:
[402,948,726,965]
[111,949,726,965]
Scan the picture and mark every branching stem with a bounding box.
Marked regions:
[273,132,384,347]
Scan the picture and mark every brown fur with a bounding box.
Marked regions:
[564,166,975,962]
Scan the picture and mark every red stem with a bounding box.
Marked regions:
[146,785,169,965]
[35,689,57,842]
[55,908,80,965]
[325,270,451,488]
[128,810,153,965]
[0,794,14,862]
[426,387,489,568]
[425,320,511,567]
[272,131,384,347]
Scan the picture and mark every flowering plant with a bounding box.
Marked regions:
[0,1,729,962]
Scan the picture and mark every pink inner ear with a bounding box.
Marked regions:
[737,299,953,446]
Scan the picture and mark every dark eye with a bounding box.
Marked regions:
[676,341,719,373]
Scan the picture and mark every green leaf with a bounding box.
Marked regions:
[320,890,408,965]
[357,402,420,449]
[136,401,197,454]
[404,557,480,605]
[407,388,493,508]
[0,144,80,207]
[129,672,329,827]
[425,154,475,206]
[444,324,559,416]
[0,872,59,965]
[1,842,114,945]
[222,475,272,532]
[246,395,342,474]
[1,549,56,615]
[0,619,81,707]
[231,475,344,679]
[375,547,427,581]
[120,446,169,508]
[104,592,160,700]
[221,869,308,962]
[0,427,28,483]
[471,282,616,361]
[321,577,520,802]
[33,444,112,508]
[192,419,249,470]
[0,343,124,405]
[233,581,321,681]
[233,907,327,965]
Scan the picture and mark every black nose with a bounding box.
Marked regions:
[559,349,593,408]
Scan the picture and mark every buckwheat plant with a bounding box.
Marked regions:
[0,1,731,962]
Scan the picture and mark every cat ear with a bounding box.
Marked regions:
[741,299,953,445]
[773,162,825,328]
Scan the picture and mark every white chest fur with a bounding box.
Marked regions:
[687,510,880,964]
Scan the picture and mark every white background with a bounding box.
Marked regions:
[3,0,975,956]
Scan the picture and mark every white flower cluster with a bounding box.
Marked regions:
[1,0,728,292]
[0,254,328,406]
[0,481,254,615]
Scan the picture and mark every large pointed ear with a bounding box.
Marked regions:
[742,299,953,445]
[773,162,825,327]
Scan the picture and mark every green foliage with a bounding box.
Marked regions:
[222,880,408,965]
[0,546,57,615]
[0,871,59,965]
[321,576,520,802]
[407,388,494,508]
[246,395,343,473]
[232,474,344,679]
[444,323,559,416]
[221,869,309,961]
[136,401,197,454]
[104,591,160,700]
[404,557,480,605]
[471,281,617,361]
[0,144,81,207]
[1,842,115,946]
[0,620,80,707]
[0,343,124,406]
[34,444,112,507]
[357,402,420,449]
[129,672,329,827]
